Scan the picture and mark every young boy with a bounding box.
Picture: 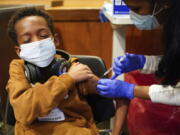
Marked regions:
[6,7,99,135]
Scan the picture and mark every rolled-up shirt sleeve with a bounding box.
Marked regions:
[149,83,180,106]
[140,55,162,74]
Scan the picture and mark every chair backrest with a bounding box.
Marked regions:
[5,55,115,125]
[72,55,106,77]
[72,55,115,123]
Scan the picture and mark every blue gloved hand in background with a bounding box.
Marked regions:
[99,8,109,23]
[111,53,146,79]
[96,79,135,99]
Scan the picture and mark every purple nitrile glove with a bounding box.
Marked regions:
[96,79,135,99]
[111,53,146,79]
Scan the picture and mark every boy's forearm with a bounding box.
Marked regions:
[112,86,150,135]
[112,99,129,135]
[8,68,74,125]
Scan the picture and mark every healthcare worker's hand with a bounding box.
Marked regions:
[111,53,146,79]
[96,79,135,99]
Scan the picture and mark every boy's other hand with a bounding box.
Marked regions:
[67,62,93,83]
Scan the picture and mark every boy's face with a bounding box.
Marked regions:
[14,16,59,55]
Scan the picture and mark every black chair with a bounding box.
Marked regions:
[72,55,115,124]
[5,55,115,134]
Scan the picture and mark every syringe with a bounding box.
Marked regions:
[101,55,125,78]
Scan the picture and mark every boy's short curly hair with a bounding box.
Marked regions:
[7,7,55,45]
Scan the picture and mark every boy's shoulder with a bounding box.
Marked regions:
[10,59,24,67]
[55,50,78,64]
[8,59,25,77]
[70,57,78,63]
[55,54,78,65]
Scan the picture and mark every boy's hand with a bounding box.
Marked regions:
[67,62,93,83]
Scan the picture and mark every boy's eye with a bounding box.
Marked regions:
[40,34,49,39]
[20,35,31,44]
[38,29,51,39]
[39,32,50,39]
[22,39,31,44]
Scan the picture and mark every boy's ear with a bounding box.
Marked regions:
[15,46,20,56]
[53,33,60,48]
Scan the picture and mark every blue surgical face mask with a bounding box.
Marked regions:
[130,2,163,30]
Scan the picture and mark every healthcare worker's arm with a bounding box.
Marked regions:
[134,85,150,99]
[140,55,162,74]
[112,54,162,79]
[135,84,180,106]
[112,99,129,135]
[148,83,180,106]
[97,79,180,106]
[6,59,93,125]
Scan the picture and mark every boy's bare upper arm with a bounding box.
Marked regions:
[78,74,99,95]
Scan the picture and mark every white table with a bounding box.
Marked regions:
[103,6,132,80]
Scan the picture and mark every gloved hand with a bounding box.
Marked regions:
[111,53,146,79]
[96,79,135,99]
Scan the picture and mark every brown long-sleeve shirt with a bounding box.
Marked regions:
[6,58,99,135]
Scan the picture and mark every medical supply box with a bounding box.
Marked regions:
[113,0,129,15]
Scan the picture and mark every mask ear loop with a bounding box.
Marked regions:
[152,1,164,16]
